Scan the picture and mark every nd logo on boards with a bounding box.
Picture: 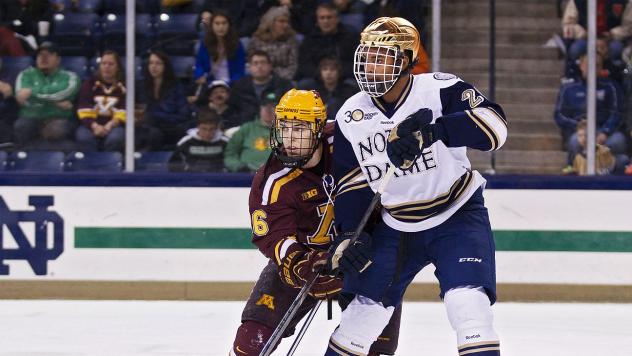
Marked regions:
[0,195,64,275]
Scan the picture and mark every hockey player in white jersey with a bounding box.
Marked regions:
[324,17,507,356]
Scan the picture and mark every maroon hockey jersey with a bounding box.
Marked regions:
[249,132,335,266]
[77,77,126,127]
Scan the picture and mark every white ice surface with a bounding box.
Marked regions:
[0,300,631,355]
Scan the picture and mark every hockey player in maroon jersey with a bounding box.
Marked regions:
[229,89,400,355]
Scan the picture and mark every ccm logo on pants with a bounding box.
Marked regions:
[458,258,482,263]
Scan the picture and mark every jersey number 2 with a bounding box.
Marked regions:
[307,203,334,245]
[461,89,484,108]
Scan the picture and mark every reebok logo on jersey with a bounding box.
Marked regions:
[465,334,481,340]
[350,342,365,349]
[459,257,482,263]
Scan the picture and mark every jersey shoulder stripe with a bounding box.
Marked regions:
[261,168,292,205]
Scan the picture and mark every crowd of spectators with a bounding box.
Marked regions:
[555,0,632,175]
[0,0,429,173]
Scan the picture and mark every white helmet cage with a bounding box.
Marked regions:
[353,44,406,97]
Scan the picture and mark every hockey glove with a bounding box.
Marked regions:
[328,231,373,277]
[279,249,343,299]
[387,108,446,170]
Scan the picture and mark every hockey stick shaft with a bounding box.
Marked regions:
[349,164,396,245]
[259,273,319,356]
[259,164,396,356]
[286,299,323,356]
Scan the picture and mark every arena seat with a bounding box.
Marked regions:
[134,151,173,172]
[7,151,65,172]
[155,13,199,55]
[64,151,123,172]
[51,13,100,56]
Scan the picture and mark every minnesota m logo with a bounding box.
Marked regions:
[0,196,64,275]
[256,294,275,310]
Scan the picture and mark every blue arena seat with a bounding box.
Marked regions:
[51,13,100,56]
[155,13,199,55]
[101,14,154,54]
[57,0,102,13]
[102,0,160,14]
[64,151,123,172]
[0,56,33,83]
[0,151,7,171]
[134,151,173,172]
[60,56,90,78]
[170,56,196,82]
[8,151,66,172]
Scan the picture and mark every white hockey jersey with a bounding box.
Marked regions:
[333,73,508,232]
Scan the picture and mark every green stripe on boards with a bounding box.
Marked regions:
[493,230,632,252]
[74,228,632,252]
[74,228,254,249]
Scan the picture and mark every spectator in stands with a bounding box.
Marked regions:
[562,0,631,63]
[193,10,246,86]
[299,56,357,122]
[259,0,319,36]
[13,42,79,150]
[296,2,357,83]
[248,6,299,81]
[205,79,239,130]
[0,26,26,56]
[0,0,53,50]
[137,50,192,150]
[554,53,627,155]
[331,0,366,28]
[224,91,276,172]
[169,107,228,172]
[563,119,629,174]
[0,58,18,145]
[229,50,293,125]
[76,50,126,151]
[201,0,262,37]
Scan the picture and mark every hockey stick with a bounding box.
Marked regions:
[286,299,323,356]
[259,164,396,356]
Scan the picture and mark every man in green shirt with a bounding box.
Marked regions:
[224,91,277,172]
[13,42,80,149]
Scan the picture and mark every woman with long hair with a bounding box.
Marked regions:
[193,10,246,86]
[248,6,299,81]
[137,50,191,150]
[76,50,126,151]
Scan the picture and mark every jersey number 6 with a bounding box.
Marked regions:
[251,209,269,236]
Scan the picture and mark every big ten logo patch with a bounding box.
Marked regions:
[256,294,275,310]
[0,196,64,275]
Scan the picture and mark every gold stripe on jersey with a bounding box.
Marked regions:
[336,167,368,197]
[337,181,369,196]
[486,106,508,126]
[385,171,474,223]
[329,338,365,356]
[460,347,501,355]
[458,341,501,355]
[269,169,303,204]
[338,167,362,187]
[458,341,501,350]
[466,110,498,151]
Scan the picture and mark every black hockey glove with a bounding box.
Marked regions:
[386,108,446,170]
[327,231,372,277]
